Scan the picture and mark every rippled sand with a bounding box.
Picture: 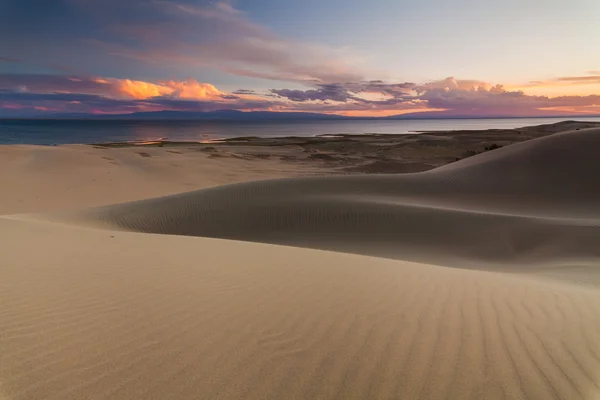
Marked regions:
[2,124,600,399]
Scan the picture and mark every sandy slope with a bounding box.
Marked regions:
[70,127,600,268]
[0,144,320,215]
[1,127,600,399]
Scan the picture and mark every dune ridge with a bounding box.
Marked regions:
[69,127,600,268]
[2,125,600,399]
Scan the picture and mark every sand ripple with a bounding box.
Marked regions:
[2,127,600,399]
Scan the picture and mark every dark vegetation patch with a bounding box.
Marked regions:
[308,153,340,161]
[346,161,434,174]
[456,143,503,161]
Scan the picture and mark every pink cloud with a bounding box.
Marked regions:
[556,75,600,83]
[418,77,495,92]
[0,56,21,63]
[79,0,365,85]
[1,72,600,117]
[0,74,235,102]
[519,72,600,90]
[270,77,600,116]
[155,80,224,100]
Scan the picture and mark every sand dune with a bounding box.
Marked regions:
[69,127,600,268]
[0,143,320,215]
[2,125,600,399]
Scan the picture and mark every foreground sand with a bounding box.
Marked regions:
[1,122,600,399]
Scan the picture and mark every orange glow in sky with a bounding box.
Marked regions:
[116,79,173,99]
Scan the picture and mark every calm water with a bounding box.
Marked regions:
[1,117,600,145]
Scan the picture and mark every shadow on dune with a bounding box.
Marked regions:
[69,127,600,268]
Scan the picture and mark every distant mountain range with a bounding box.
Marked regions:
[2,109,600,121]
[22,110,354,121]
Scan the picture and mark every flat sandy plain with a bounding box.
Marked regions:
[1,120,600,399]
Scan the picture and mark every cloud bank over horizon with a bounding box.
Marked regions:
[1,0,599,117]
[1,72,600,117]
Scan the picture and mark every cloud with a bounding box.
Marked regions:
[417,84,600,116]
[555,75,600,83]
[0,90,115,103]
[0,74,229,101]
[2,0,366,85]
[115,79,173,99]
[0,74,116,96]
[73,0,365,84]
[232,89,257,95]
[1,72,600,117]
[268,76,600,116]
[115,78,224,100]
[418,77,495,92]
[0,89,277,115]
[0,90,137,115]
[0,73,278,115]
[0,74,426,116]
[0,56,21,63]
[271,81,416,105]
[520,73,600,90]
[348,80,416,96]
[271,84,354,102]
[157,80,224,100]
[544,94,600,108]
[280,98,433,116]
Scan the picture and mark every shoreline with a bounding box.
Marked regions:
[3,118,600,147]
[2,115,600,121]
[86,120,600,174]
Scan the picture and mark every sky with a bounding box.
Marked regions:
[1,0,600,117]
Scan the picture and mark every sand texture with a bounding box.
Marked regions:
[1,122,600,399]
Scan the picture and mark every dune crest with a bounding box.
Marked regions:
[69,127,600,268]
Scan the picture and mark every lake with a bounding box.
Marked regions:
[2,117,600,145]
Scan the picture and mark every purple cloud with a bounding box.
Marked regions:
[556,75,600,83]
[1,72,600,117]
[0,88,277,115]
[0,56,21,63]
[0,74,115,96]
[232,89,257,95]
[420,86,595,110]
[267,76,600,116]
[270,81,416,108]
[74,0,364,84]
[271,84,355,102]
